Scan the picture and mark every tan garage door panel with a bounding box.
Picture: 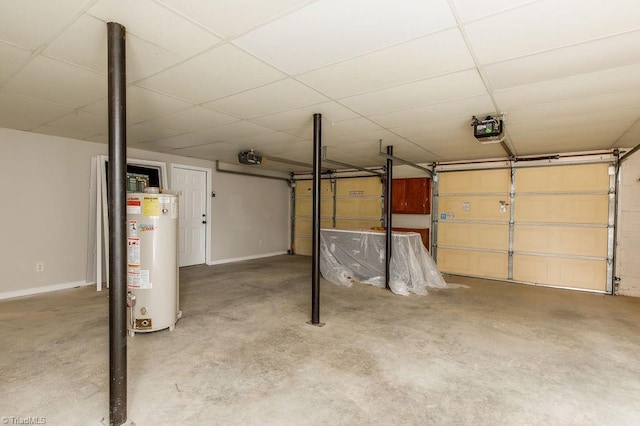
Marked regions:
[514,225,608,257]
[295,217,333,235]
[294,236,313,256]
[336,176,382,196]
[437,248,508,279]
[515,194,609,224]
[438,222,509,250]
[336,198,381,218]
[295,197,334,217]
[439,169,510,194]
[295,180,333,196]
[513,255,606,291]
[335,219,381,230]
[439,196,510,222]
[516,164,610,193]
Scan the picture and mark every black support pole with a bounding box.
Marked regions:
[310,113,323,326]
[107,22,127,426]
[385,145,393,289]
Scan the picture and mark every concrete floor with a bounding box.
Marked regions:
[1,255,640,425]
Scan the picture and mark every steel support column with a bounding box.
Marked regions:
[385,145,393,289]
[309,114,324,326]
[107,22,127,426]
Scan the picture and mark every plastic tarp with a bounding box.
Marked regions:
[320,228,449,296]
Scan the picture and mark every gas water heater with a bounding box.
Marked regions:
[126,187,181,336]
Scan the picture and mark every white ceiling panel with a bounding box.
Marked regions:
[88,0,221,57]
[370,95,494,128]
[505,91,640,125]
[143,106,238,133]
[30,124,94,141]
[340,69,487,115]
[204,79,328,119]
[43,14,107,75]
[195,120,277,142]
[484,30,640,90]
[0,42,31,85]
[494,63,640,111]
[297,29,475,98]
[452,0,540,23]
[251,102,358,131]
[234,0,456,75]
[138,44,285,103]
[466,0,640,64]
[3,56,106,107]
[0,93,71,130]
[615,120,640,148]
[126,86,192,124]
[134,134,211,151]
[169,141,233,158]
[127,123,183,145]
[45,110,106,137]
[0,0,89,50]
[321,117,383,140]
[225,131,304,153]
[158,0,311,39]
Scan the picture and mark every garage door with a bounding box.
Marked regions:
[513,164,611,291]
[436,169,511,279]
[294,177,383,256]
[435,163,613,292]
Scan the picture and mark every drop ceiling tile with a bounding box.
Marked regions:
[204,79,328,119]
[495,63,640,111]
[3,56,106,107]
[0,93,72,130]
[138,44,285,103]
[88,0,221,57]
[234,0,456,75]
[484,30,640,90]
[30,125,91,141]
[298,29,474,98]
[251,101,358,131]
[45,110,106,137]
[505,91,640,124]
[43,13,184,82]
[127,123,183,144]
[158,0,311,38]
[224,132,304,154]
[143,106,239,132]
[0,0,89,50]
[466,0,640,64]
[371,95,494,128]
[86,133,108,144]
[452,0,538,22]
[510,124,629,155]
[135,134,211,151]
[127,86,192,124]
[0,42,31,84]
[340,69,487,115]
[194,120,277,141]
[43,14,106,75]
[169,141,230,157]
[322,117,383,140]
[615,121,640,148]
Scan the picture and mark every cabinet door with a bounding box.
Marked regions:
[391,179,406,213]
[403,178,429,214]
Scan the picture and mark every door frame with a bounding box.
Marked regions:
[170,164,212,266]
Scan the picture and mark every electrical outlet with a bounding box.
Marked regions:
[36,263,44,272]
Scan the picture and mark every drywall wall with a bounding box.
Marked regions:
[392,164,431,229]
[617,151,640,297]
[0,127,290,298]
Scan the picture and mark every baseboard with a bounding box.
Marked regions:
[206,251,288,266]
[0,280,93,300]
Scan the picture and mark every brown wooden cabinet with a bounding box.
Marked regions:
[392,177,430,214]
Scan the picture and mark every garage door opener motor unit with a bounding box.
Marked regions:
[471,115,504,144]
[238,149,263,165]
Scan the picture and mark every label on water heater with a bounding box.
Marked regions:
[139,270,151,289]
[127,237,140,265]
[127,197,141,214]
[171,197,178,219]
[142,196,159,217]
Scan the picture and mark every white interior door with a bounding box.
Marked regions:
[172,167,207,266]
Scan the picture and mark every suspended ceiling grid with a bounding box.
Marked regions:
[1,0,640,172]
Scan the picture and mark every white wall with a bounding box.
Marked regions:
[617,152,640,297]
[0,128,290,298]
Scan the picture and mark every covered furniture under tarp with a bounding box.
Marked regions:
[320,228,449,295]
